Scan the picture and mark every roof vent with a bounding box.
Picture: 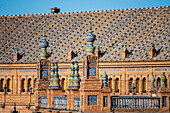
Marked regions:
[51,7,60,13]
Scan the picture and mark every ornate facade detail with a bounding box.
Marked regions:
[49,62,60,88]
[161,72,167,87]
[69,62,74,88]
[73,61,80,88]
[102,72,108,87]
[86,21,95,55]
[40,36,48,60]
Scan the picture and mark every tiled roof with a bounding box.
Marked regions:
[0,6,169,63]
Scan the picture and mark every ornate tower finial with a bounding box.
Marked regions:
[40,34,48,59]
[161,72,167,87]
[102,72,108,87]
[72,61,80,88]
[49,63,55,87]
[86,21,95,55]
[53,62,60,88]
[69,62,74,88]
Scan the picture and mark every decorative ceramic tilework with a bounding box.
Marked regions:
[142,74,146,77]
[41,96,47,107]
[20,70,37,72]
[79,69,83,72]
[88,95,97,105]
[89,68,96,76]
[89,63,97,65]
[100,69,121,72]
[42,66,48,68]
[128,74,133,77]
[84,68,86,76]
[0,70,12,73]
[127,69,148,71]
[155,68,170,71]
[42,70,48,77]
[114,74,119,77]
[58,70,67,72]
[54,96,67,108]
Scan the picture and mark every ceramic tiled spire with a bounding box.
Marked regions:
[69,62,74,88]
[53,62,60,88]
[49,63,55,87]
[161,72,167,87]
[102,72,108,87]
[86,21,95,55]
[40,34,47,59]
[72,61,80,88]
[49,62,60,88]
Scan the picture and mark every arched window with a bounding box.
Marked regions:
[22,78,26,92]
[0,78,4,92]
[7,78,11,92]
[136,78,140,93]
[62,78,66,90]
[115,78,119,92]
[109,78,113,91]
[157,77,161,89]
[28,78,32,92]
[143,78,146,93]
[129,78,133,93]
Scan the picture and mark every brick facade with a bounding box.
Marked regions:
[0,6,169,113]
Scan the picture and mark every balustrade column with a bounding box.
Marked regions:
[158,99,160,108]
[124,99,125,108]
[122,99,123,108]
[11,75,13,94]
[152,99,155,108]
[119,99,120,108]
[134,99,136,108]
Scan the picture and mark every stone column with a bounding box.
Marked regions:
[18,75,21,94]
[139,75,143,94]
[25,76,28,93]
[47,89,51,108]
[32,75,34,93]
[122,68,126,95]
[11,75,13,94]
[147,75,149,93]
[112,78,115,93]
[119,75,122,94]
[13,69,17,94]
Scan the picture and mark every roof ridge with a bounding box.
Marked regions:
[0,6,169,17]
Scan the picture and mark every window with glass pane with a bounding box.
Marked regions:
[88,95,97,105]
